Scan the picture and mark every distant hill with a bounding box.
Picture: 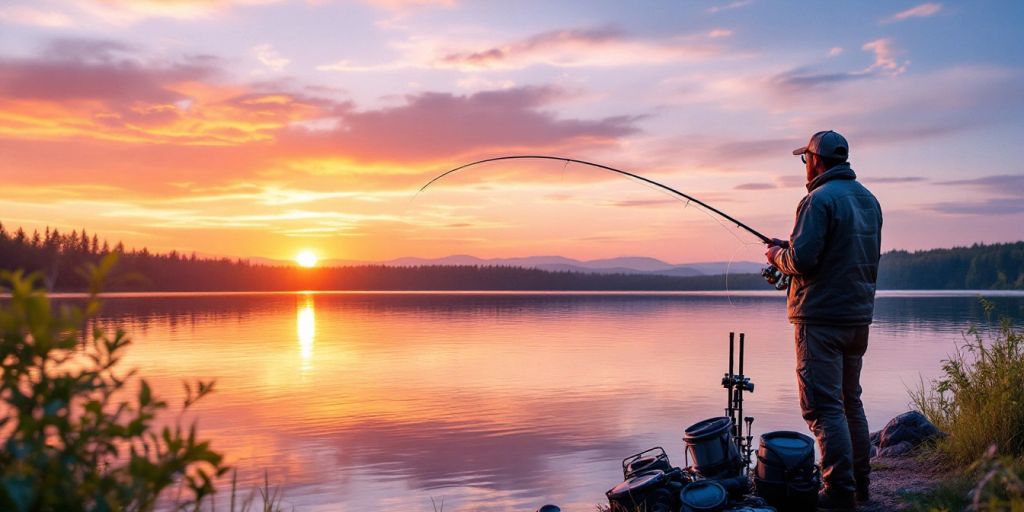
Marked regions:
[282,255,766,277]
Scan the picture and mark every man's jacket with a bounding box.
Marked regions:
[772,164,883,325]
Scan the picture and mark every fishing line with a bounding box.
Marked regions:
[413,155,772,244]
[411,155,779,296]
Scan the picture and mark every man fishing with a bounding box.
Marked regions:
[765,130,883,510]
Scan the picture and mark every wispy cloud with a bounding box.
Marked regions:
[883,3,943,23]
[862,176,927,184]
[0,5,73,27]
[936,174,1024,195]
[863,39,908,74]
[253,44,289,71]
[706,0,753,14]
[771,38,908,92]
[607,198,679,208]
[927,198,1024,216]
[927,174,1024,216]
[734,182,775,190]
[70,0,284,24]
[319,27,730,72]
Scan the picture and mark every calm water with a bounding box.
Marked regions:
[78,291,1024,511]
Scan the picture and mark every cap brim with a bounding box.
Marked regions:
[792,146,808,155]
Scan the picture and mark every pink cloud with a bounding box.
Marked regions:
[769,38,907,93]
[863,39,908,75]
[282,86,642,163]
[321,27,731,72]
[0,5,72,27]
[883,3,943,23]
[0,41,642,194]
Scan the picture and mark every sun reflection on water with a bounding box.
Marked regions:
[297,294,315,369]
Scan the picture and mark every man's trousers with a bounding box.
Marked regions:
[794,323,871,494]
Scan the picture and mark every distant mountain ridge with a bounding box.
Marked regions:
[264,255,766,276]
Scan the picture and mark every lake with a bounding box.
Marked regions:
[79,291,1024,511]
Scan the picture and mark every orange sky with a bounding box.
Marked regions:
[2,1,1022,263]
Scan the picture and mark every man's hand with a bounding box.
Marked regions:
[768,238,790,249]
[765,245,785,265]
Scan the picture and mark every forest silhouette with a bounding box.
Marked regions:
[0,223,1021,291]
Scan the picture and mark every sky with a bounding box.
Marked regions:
[1,0,1022,264]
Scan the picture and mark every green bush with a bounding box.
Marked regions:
[0,256,228,511]
[911,302,1024,466]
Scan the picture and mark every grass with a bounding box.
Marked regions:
[910,307,1024,464]
[906,300,1024,510]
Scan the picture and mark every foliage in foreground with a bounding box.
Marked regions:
[0,257,229,511]
[911,303,1024,465]
[904,446,1024,512]
[909,301,1024,510]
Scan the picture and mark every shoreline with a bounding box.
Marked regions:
[26,289,1024,299]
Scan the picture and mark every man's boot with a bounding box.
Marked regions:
[856,478,870,502]
[817,488,857,511]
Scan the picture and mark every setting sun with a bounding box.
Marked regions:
[296,251,318,268]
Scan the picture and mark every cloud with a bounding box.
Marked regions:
[936,174,1024,195]
[771,38,907,93]
[0,41,215,105]
[927,174,1024,216]
[828,47,843,57]
[282,86,641,163]
[0,6,73,27]
[734,182,775,190]
[608,198,679,208]
[706,0,753,14]
[320,27,730,73]
[863,39,908,74]
[0,40,642,198]
[437,27,727,70]
[927,198,1024,216]
[72,0,283,24]
[360,0,455,10]
[253,44,290,71]
[862,176,927,184]
[883,3,943,23]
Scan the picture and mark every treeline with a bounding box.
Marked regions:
[1,222,1022,291]
[0,223,769,291]
[877,242,1024,290]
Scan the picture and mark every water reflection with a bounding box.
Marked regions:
[77,292,1023,511]
[297,294,315,368]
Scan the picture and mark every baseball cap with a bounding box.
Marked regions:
[792,130,849,161]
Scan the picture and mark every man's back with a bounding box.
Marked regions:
[780,163,883,325]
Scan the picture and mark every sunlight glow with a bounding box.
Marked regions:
[296,250,318,268]
[297,295,315,364]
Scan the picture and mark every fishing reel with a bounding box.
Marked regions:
[760,265,791,291]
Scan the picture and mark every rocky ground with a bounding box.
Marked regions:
[857,453,949,511]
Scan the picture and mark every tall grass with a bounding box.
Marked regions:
[908,301,1024,510]
[910,305,1024,465]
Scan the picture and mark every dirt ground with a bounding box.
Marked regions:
[856,455,950,511]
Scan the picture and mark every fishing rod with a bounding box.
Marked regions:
[416,155,792,290]
[416,155,773,245]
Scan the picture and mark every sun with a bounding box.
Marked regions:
[296,250,318,268]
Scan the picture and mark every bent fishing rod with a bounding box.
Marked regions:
[416,155,773,245]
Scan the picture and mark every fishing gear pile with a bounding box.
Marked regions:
[603,333,821,512]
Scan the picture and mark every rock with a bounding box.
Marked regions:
[877,441,914,457]
[878,411,942,449]
[869,444,877,458]
[870,430,881,446]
